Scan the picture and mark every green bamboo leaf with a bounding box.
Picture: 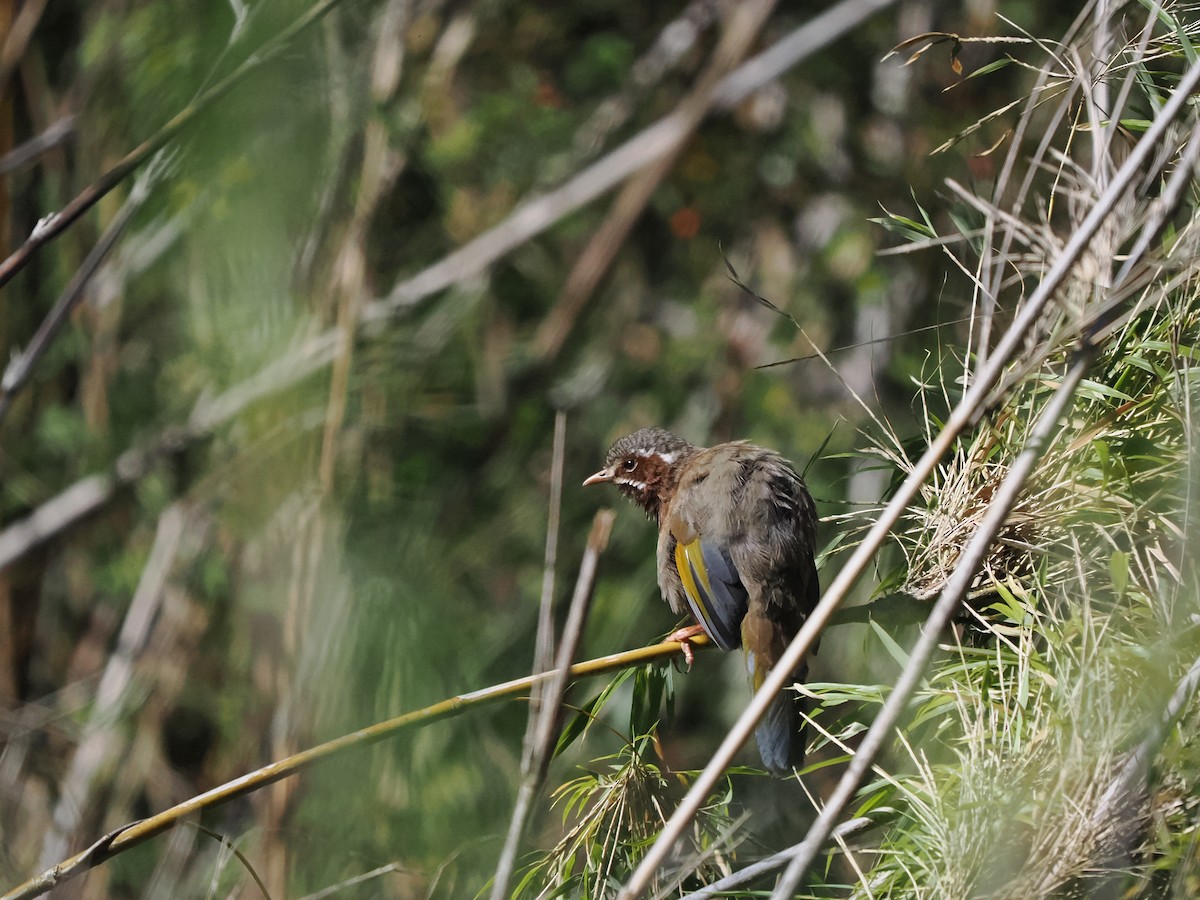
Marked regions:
[966,56,1014,79]
[1109,550,1129,599]
[870,619,912,669]
[1137,0,1198,62]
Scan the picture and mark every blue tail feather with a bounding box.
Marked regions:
[753,669,808,773]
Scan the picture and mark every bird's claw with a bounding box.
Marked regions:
[666,624,706,669]
[677,639,695,668]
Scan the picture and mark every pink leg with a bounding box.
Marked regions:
[666,624,706,667]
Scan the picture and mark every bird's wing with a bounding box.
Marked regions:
[674,535,748,651]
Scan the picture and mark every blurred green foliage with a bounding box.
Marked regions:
[2,1,1196,898]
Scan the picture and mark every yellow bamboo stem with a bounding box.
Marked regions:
[2,637,704,900]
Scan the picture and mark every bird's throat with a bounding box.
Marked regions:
[618,481,663,521]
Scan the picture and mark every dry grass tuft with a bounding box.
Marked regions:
[821,4,1200,896]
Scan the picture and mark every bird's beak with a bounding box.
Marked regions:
[582,467,613,487]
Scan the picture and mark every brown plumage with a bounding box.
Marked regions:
[584,427,820,772]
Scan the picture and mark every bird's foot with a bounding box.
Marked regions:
[666,624,706,668]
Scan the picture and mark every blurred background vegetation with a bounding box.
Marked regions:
[0,0,1197,897]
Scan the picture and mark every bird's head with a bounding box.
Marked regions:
[583,427,696,520]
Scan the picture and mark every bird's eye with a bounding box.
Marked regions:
[623,458,637,471]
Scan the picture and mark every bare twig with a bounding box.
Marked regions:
[297,862,404,900]
[619,54,1200,899]
[0,426,193,573]
[492,411,568,898]
[532,411,568,688]
[0,163,157,428]
[0,116,76,177]
[0,331,337,574]
[679,817,874,899]
[490,507,614,900]
[568,0,720,163]
[710,0,897,108]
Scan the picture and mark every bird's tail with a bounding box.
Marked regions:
[752,661,808,774]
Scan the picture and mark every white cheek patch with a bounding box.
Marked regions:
[617,478,647,491]
[631,449,676,464]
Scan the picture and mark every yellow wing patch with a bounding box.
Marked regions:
[675,538,718,641]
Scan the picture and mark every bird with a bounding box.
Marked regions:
[583,426,820,773]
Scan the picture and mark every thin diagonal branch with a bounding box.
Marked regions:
[0,331,336,573]
[680,818,873,899]
[297,862,403,900]
[0,0,49,87]
[709,0,897,108]
[0,116,75,177]
[568,0,720,164]
[0,427,192,572]
[0,163,156,427]
[0,0,351,290]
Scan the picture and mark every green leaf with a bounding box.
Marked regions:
[1077,378,1135,403]
[1109,550,1129,599]
[853,786,893,817]
[553,667,636,758]
[1137,0,1198,62]
[870,619,912,669]
[871,205,938,241]
[1117,118,1153,132]
[986,580,1029,625]
[797,752,855,776]
[805,681,889,706]
[966,57,1014,79]
[630,662,671,738]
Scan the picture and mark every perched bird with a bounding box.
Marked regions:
[584,427,820,772]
